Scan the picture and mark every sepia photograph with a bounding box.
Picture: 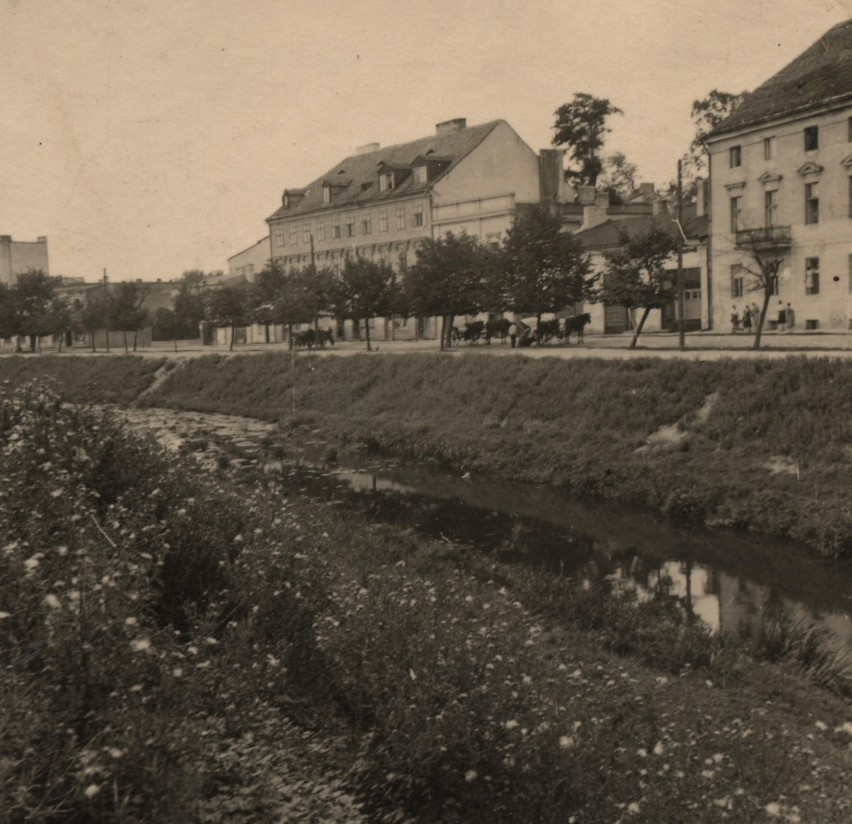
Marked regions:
[2,0,852,820]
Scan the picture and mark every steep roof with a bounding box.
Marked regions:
[710,19,852,137]
[266,120,503,222]
[573,205,707,250]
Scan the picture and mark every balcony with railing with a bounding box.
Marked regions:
[735,225,792,250]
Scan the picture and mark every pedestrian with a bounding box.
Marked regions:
[777,301,786,331]
[750,302,761,333]
[785,302,795,333]
[508,320,518,348]
[731,305,740,334]
[742,306,752,334]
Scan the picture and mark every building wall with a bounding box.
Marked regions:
[0,235,49,285]
[431,121,541,242]
[228,237,271,283]
[708,104,852,331]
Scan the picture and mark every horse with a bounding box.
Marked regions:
[293,329,316,348]
[484,317,511,344]
[564,313,592,344]
[317,329,335,347]
[462,320,486,343]
[536,319,561,345]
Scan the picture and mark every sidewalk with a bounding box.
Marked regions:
[6,330,852,361]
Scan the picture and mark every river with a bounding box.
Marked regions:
[119,405,852,680]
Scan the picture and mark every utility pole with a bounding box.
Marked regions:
[676,160,686,351]
[103,268,110,353]
[310,233,322,345]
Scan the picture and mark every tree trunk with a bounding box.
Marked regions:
[288,323,294,351]
[133,329,138,352]
[123,330,128,353]
[29,334,36,353]
[535,312,542,345]
[173,334,178,353]
[629,306,652,348]
[753,289,773,350]
[365,318,372,352]
[446,314,455,349]
[439,315,446,351]
[229,325,235,352]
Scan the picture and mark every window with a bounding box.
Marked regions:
[731,264,744,298]
[302,224,311,243]
[323,186,331,204]
[413,165,427,184]
[413,206,424,227]
[729,145,742,167]
[275,228,285,247]
[332,223,341,239]
[805,183,819,224]
[730,196,741,233]
[764,190,777,226]
[362,216,372,235]
[288,226,297,245]
[316,223,326,242]
[379,172,394,192]
[805,319,819,330]
[804,126,819,151]
[378,210,388,232]
[805,257,820,295]
[345,218,355,237]
[398,252,408,274]
[396,206,406,230]
[763,136,776,160]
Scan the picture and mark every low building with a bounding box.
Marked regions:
[572,186,710,335]
[705,19,852,332]
[228,237,270,283]
[0,235,49,286]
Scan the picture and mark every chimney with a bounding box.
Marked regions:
[356,142,380,155]
[576,185,596,205]
[582,192,611,230]
[638,182,655,202]
[435,117,467,135]
[695,176,707,217]
[538,149,562,202]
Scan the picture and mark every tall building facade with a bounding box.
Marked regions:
[265,118,569,339]
[706,20,852,331]
[0,235,49,285]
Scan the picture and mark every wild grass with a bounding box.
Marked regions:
[0,355,166,405]
[3,381,852,822]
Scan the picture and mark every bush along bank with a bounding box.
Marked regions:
[3,381,852,823]
[138,352,852,557]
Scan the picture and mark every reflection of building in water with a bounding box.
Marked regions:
[716,572,776,637]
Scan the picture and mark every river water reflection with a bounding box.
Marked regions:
[122,406,852,679]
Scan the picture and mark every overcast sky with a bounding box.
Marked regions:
[2,0,850,282]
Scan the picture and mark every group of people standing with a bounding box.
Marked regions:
[731,302,795,334]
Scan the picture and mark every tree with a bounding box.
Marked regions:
[682,89,744,182]
[109,282,150,352]
[595,222,679,348]
[12,269,59,352]
[501,205,592,329]
[171,282,207,340]
[598,152,639,204]
[81,291,109,352]
[205,285,251,351]
[405,232,489,350]
[0,283,18,342]
[733,227,791,350]
[331,258,396,352]
[552,93,623,186]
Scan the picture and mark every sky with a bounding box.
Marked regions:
[2,0,851,282]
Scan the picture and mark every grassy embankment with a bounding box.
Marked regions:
[2,352,850,555]
[3,381,852,823]
[138,351,852,556]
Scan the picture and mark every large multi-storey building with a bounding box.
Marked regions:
[705,20,852,332]
[0,235,49,285]
[265,118,570,339]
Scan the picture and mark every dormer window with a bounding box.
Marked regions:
[323,185,331,204]
[379,172,395,192]
[413,165,427,185]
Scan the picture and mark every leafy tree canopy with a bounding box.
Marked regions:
[552,93,623,186]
